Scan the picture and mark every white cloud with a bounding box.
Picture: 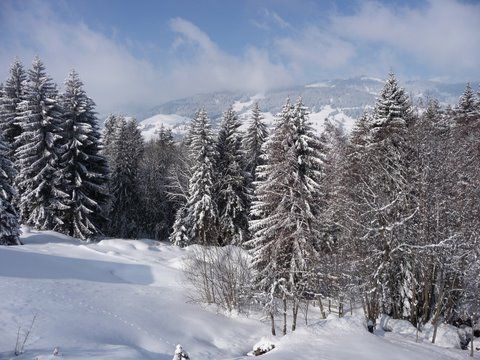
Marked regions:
[0,1,162,115]
[329,0,480,76]
[167,18,294,95]
[1,0,478,116]
[275,26,356,70]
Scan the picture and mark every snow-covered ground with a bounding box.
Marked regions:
[0,228,477,359]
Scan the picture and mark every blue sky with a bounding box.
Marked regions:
[1,0,479,114]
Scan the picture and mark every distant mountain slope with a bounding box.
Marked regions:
[138,77,477,140]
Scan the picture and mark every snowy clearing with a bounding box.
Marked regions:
[0,229,476,359]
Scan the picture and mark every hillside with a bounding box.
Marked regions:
[137,77,477,140]
[0,229,476,359]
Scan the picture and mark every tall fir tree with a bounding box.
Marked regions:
[456,83,478,123]
[215,107,250,245]
[15,57,68,230]
[243,102,268,182]
[58,70,109,240]
[248,98,323,333]
[0,134,20,245]
[351,73,416,320]
[138,125,177,240]
[0,58,26,156]
[171,109,218,246]
[106,116,144,238]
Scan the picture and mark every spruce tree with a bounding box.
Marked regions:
[0,58,26,156]
[171,109,218,246]
[138,125,177,240]
[107,116,144,238]
[243,102,268,182]
[15,57,68,230]
[248,98,323,333]
[353,73,416,319]
[456,83,478,122]
[0,135,21,245]
[58,70,109,240]
[215,106,250,245]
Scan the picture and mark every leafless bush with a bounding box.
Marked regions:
[183,245,252,313]
[14,313,37,356]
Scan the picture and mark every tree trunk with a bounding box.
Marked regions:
[305,300,309,325]
[318,297,326,319]
[292,299,299,331]
[470,316,474,358]
[270,312,276,336]
[431,271,445,344]
[282,296,287,336]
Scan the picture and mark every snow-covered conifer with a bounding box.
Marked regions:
[215,106,250,245]
[348,73,417,320]
[243,102,268,182]
[172,344,190,360]
[248,97,323,333]
[57,70,109,240]
[107,117,144,238]
[0,58,26,155]
[14,57,68,229]
[0,135,20,245]
[138,125,177,240]
[171,109,218,246]
[456,83,477,121]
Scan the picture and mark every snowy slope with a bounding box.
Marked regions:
[0,229,476,359]
[139,102,356,140]
[137,77,475,140]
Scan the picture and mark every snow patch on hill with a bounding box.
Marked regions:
[138,113,191,141]
[138,104,356,140]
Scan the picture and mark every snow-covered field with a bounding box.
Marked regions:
[0,228,476,359]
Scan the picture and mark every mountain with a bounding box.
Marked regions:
[137,76,477,140]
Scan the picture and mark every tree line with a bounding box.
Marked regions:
[1,58,479,343]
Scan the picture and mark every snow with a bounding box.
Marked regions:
[0,229,477,359]
[379,314,462,349]
[305,82,334,88]
[232,94,264,112]
[308,105,357,133]
[360,76,383,83]
[138,114,191,140]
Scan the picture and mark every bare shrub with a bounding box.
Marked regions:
[14,313,37,356]
[183,245,252,313]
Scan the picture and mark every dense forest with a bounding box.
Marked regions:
[0,57,479,346]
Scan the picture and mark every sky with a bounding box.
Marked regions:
[1,0,479,115]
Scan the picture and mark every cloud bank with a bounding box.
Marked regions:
[0,0,478,115]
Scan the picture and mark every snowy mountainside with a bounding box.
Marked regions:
[0,229,476,359]
[137,77,477,140]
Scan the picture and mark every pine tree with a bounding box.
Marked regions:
[456,83,478,123]
[171,109,218,246]
[318,118,347,252]
[14,57,68,230]
[0,135,21,245]
[243,102,268,182]
[0,58,26,156]
[349,73,417,320]
[58,70,109,240]
[105,117,144,238]
[102,114,121,162]
[248,98,323,334]
[215,107,250,245]
[138,125,177,240]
